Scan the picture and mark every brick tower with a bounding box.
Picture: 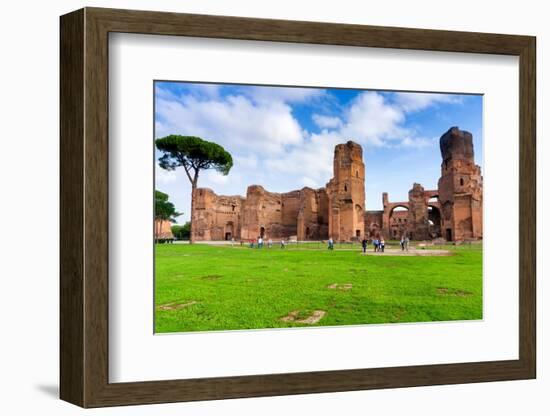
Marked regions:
[437,127,483,241]
[327,141,366,241]
[407,183,430,240]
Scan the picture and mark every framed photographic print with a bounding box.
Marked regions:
[60,7,536,408]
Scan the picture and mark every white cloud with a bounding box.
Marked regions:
[302,176,319,188]
[398,136,434,149]
[234,154,259,169]
[393,92,463,113]
[202,170,231,185]
[264,130,339,188]
[312,114,342,129]
[189,84,221,99]
[243,86,325,104]
[340,92,406,146]
[156,93,305,154]
[155,168,177,184]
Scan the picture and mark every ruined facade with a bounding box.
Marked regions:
[366,185,441,241]
[326,142,366,241]
[365,127,482,241]
[193,141,364,242]
[154,219,174,240]
[437,127,483,241]
[192,127,482,242]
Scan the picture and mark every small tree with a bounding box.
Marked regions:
[154,190,181,242]
[155,135,233,243]
[171,222,191,240]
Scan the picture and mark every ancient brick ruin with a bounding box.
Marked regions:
[438,127,483,240]
[192,127,482,242]
[154,219,174,240]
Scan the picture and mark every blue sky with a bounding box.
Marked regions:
[155,81,483,223]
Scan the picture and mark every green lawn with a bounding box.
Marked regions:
[155,242,482,333]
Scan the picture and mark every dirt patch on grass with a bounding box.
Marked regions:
[392,308,406,321]
[201,274,222,280]
[280,310,326,324]
[455,290,473,297]
[157,300,198,311]
[437,288,473,297]
[327,283,353,291]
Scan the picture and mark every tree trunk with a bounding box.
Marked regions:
[189,184,196,244]
[188,168,199,245]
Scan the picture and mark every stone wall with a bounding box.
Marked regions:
[192,188,244,241]
[407,183,430,240]
[364,210,383,238]
[437,127,483,241]
[189,131,482,242]
[327,141,365,241]
[378,185,442,240]
[154,219,174,240]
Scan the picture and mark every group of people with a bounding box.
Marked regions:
[400,235,410,251]
[327,236,386,253]
[244,234,411,252]
[362,237,385,253]
[248,237,286,249]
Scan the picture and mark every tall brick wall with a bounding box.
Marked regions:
[327,141,366,241]
[154,219,174,240]
[192,188,244,241]
[437,127,483,241]
[189,131,482,242]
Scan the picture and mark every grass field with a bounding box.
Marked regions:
[154,242,482,333]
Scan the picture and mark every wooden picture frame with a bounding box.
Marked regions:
[60,7,536,408]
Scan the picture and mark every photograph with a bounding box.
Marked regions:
[153,81,484,333]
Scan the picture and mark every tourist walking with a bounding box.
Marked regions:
[373,238,379,252]
[268,238,273,248]
[328,237,334,250]
[380,237,385,252]
[361,237,368,253]
[404,236,410,251]
[400,236,405,251]
[280,239,286,249]
[258,236,263,248]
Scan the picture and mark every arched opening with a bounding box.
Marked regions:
[344,184,348,192]
[460,178,464,186]
[389,206,409,239]
[259,226,265,239]
[225,221,234,240]
[427,206,442,238]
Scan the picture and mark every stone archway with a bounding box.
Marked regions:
[427,205,442,238]
[224,221,234,240]
[382,201,409,239]
[388,205,409,239]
